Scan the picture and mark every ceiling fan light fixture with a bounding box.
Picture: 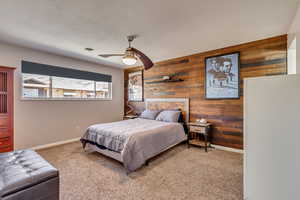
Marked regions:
[99,35,153,69]
[122,54,137,65]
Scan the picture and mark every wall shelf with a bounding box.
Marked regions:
[145,79,184,84]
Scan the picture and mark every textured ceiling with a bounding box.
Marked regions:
[0,0,299,68]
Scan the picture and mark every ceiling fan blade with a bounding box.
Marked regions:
[98,54,124,58]
[131,48,154,70]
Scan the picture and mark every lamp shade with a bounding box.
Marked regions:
[122,55,137,65]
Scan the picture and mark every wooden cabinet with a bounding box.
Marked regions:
[0,66,14,153]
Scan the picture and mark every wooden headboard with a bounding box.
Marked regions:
[145,98,189,123]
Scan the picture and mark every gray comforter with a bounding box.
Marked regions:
[81,118,186,172]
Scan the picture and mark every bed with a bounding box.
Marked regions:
[80,98,189,172]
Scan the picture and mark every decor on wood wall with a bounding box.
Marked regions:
[146,74,184,84]
[205,52,240,99]
[128,70,144,101]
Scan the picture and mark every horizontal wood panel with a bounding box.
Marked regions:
[124,35,287,149]
[0,145,12,153]
[0,128,9,137]
[0,116,8,128]
[0,136,11,146]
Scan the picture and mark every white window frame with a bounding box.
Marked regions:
[21,74,112,101]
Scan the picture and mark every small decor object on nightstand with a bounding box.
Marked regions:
[187,122,212,152]
[196,118,207,124]
[123,115,138,120]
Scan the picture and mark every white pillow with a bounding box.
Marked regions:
[155,110,181,122]
[139,110,161,120]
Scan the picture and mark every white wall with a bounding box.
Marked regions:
[288,35,296,74]
[244,75,300,200]
[0,42,124,149]
[297,36,300,73]
[288,5,300,74]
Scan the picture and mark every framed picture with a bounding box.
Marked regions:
[128,70,144,101]
[205,52,240,99]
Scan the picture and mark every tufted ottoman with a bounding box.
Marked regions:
[0,150,59,200]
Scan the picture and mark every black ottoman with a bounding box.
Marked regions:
[0,150,59,200]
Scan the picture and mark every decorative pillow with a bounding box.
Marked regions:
[155,110,181,122]
[166,109,184,123]
[139,110,161,120]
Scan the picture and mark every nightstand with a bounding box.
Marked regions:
[187,122,212,152]
[123,115,138,120]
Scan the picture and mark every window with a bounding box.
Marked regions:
[52,76,95,99]
[96,81,112,99]
[21,61,112,100]
[22,74,50,98]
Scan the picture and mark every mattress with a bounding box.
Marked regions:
[81,118,187,172]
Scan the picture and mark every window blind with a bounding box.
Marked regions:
[22,61,112,82]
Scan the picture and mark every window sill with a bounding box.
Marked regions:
[20,97,112,101]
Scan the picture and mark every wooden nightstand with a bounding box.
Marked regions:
[187,122,212,152]
[123,115,138,120]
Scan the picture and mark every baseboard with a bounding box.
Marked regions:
[30,137,243,153]
[211,144,244,154]
[31,137,81,151]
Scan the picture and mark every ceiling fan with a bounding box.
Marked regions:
[98,35,154,70]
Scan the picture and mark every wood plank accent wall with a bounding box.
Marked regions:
[124,35,287,149]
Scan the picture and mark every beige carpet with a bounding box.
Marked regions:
[37,142,243,200]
